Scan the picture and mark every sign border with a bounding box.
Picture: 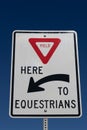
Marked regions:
[9,30,82,118]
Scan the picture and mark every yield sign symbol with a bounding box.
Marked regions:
[29,38,61,64]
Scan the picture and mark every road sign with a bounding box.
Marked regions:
[10,30,82,118]
[29,38,61,64]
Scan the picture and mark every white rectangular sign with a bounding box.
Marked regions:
[10,30,82,118]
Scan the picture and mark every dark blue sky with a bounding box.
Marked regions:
[0,0,87,130]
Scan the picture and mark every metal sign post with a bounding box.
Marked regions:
[43,118,48,130]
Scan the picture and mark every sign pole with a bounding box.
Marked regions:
[43,118,48,130]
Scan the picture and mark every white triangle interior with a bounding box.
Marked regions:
[36,42,54,56]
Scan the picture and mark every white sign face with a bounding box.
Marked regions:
[10,31,82,118]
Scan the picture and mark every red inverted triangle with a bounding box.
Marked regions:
[29,38,61,64]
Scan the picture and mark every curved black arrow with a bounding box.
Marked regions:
[27,74,70,93]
